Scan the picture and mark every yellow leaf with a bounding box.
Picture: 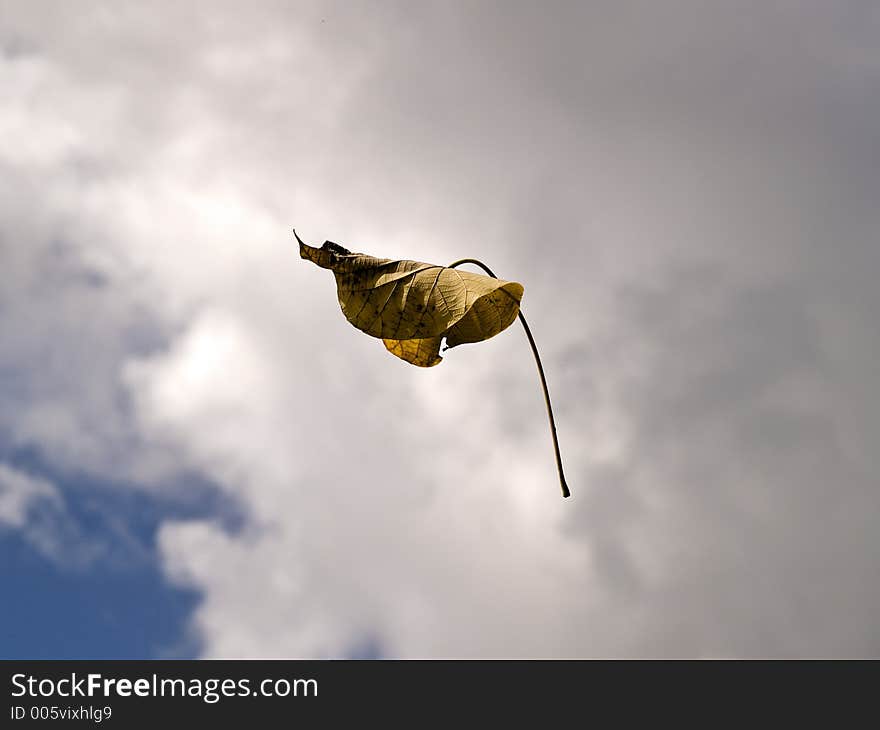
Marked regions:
[297,233,523,367]
[297,230,572,498]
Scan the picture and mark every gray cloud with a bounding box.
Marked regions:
[2,1,878,656]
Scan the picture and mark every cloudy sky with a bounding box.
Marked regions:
[2,1,878,658]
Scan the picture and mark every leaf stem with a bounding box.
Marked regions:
[447,259,571,498]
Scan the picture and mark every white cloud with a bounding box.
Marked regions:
[0,463,96,565]
[0,463,59,529]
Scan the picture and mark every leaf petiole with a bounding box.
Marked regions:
[448,259,571,499]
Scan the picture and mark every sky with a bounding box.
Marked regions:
[1,0,879,658]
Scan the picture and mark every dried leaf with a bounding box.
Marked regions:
[297,233,523,367]
[297,230,572,498]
